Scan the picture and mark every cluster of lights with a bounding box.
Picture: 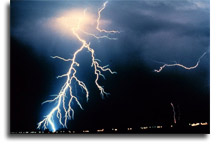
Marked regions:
[140,126,148,130]
[127,128,132,131]
[140,125,163,130]
[157,126,162,128]
[82,130,89,133]
[13,122,210,134]
[112,128,118,132]
[189,122,208,127]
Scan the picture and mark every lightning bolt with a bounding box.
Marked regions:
[155,51,207,125]
[96,1,119,34]
[170,102,176,124]
[37,1,118,132]
[80,4,119,40]
[154,51,207,73]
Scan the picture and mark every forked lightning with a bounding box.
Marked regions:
[37,1,118,132]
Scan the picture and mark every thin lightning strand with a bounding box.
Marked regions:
[81,30,118,40]
[154,51,207,73]
[80,8,118,40]
[170,102,176,124]
[37,1,117,132]
[96,1,119,34]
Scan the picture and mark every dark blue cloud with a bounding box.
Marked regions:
[105,0,209,68]
[11,0,209,70]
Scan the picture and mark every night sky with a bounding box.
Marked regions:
[10,0,209,133]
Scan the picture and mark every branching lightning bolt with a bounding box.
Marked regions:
[80,2,119,40]
[37,1,118,132]
[154,51,207,73]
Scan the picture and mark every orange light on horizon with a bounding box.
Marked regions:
[200,122,208,126]
[191,123,200,127]
[97,129,104,132]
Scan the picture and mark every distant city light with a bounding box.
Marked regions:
[11,122,209,134]
[189,122,208,127]
[157,126,162,128]
[127,128,132,131]
[140,126,148,130]
[83,130,89,133]
[97,129,104,132]
[201,122,208,126]
[112,128,118,131]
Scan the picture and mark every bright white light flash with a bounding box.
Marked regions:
[37,1,118,132]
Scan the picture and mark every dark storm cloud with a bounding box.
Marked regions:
[104,0,210,69]
[11,0,210,70]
